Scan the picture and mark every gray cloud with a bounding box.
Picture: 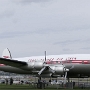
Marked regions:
[0,10,14,19]
[54,39,90,46]
[81,47,90,50]
[0,0,90,57]
[54,40,81,45]
[62,48,71,51]
[13,0,51,4]
[0,31,25,39]
[21,0,49,3]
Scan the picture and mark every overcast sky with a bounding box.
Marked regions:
[0,0,90,57]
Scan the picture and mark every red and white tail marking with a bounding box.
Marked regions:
[2,48,12,59]
[3,56,10,59]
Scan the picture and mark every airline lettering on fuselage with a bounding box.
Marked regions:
[66,57,77,60]
[28,57,77,62]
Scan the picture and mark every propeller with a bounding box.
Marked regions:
[38,51,47,75]
[38,51,55,75]
[63,65,74,84]
[62,61,74,84]
[38,65,55,75]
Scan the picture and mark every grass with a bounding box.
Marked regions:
[0,84,31,90]
[0,84,89,90]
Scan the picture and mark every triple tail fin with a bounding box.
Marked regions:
[2,48,12,59]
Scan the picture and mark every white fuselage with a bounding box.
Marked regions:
[0,54,90,77]
[13,54,90,62]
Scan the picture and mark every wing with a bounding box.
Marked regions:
[0,57,27,68]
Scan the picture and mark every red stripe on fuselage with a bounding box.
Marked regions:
[71,60,82,64]
[46,60,90,64]
[0,60,90,67]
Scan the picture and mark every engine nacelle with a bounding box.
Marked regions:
[24,61,44,70]
[50,65,69,74]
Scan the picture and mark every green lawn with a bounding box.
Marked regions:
[0,84,89,90]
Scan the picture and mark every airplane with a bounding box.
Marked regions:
[0,48,90,80]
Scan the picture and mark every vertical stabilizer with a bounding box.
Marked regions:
[2,48,12,59]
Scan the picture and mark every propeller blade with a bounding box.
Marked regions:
[70,65,74,69]
[64,72,67,84]
[49,67,55,73]
[38,66,55,75]
[38,67,46,75]
[45,51,46,61]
